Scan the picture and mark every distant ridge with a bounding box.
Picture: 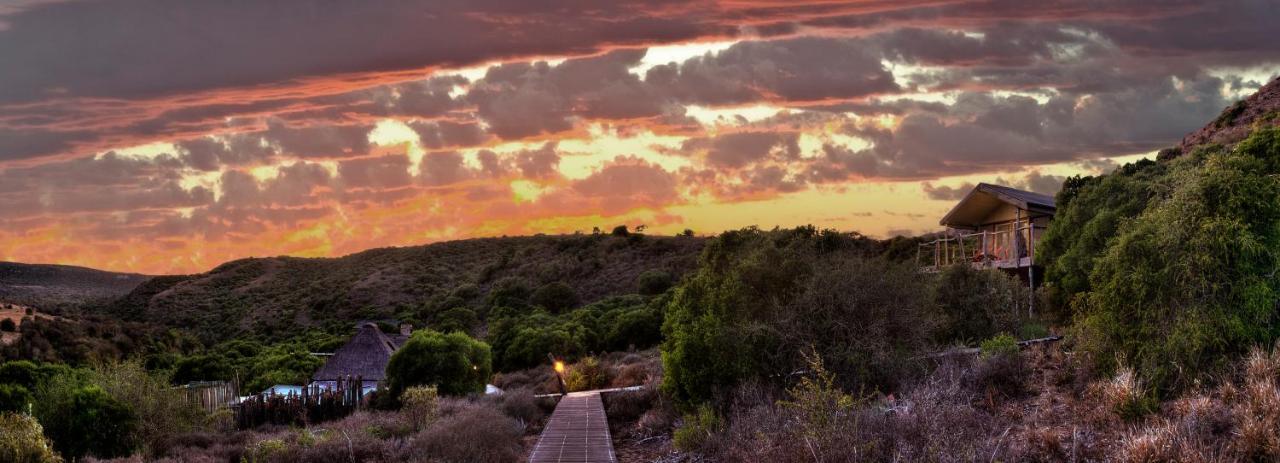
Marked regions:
[0,261,150,310]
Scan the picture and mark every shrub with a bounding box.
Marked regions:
[0,361,40,390]
[970,344,1028,399]
[401,386,439,431]
[979,333,1019,359]
[1072,128,1280,394]
[0,319,14,332]
[530,282,579,314]
[386,330,492,397]
[611,225,630,237]
[662,227,935,407]
[673,404,720,452]
[0,412,62,463]
[563,357,609,392]
[0,385,32,414]
[636,269,673,295]
[34,383,137,460]
[934,265,1025,344]
[409,406,522,463]
[89,361,205,457]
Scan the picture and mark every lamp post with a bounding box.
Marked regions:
[548,353,568,395]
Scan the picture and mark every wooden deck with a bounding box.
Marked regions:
[529,391,616,463]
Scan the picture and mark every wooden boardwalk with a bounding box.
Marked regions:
[529,391,616,463]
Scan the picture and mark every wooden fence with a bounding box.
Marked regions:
[234,375,369,429]
[180,381,238,414]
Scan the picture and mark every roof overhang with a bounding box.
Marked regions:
[939,183,1056,228]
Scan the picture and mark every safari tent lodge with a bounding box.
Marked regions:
[918,183,1056,280]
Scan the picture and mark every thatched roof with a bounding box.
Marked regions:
[310,323,410,382]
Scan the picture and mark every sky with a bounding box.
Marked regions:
[1,0,1279,275]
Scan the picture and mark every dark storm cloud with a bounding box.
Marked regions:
[0,0,719,105]
[646,36,899,104]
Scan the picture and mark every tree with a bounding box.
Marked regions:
[0,319,15,332]
[386,330,492,397]
[35,383,137,460]
[611,225,630,237]
[531,282,579,313]
[636,269,673,295]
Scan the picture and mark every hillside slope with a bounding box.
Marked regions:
[0,261,150,310]
[1164,75,1280,158]
[104,234,705,343]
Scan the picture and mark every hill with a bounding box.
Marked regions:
[0,261,150,311]
[1162,75,1280,159]
[103,233,706,343]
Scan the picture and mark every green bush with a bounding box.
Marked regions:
[89,361,204,456]
[0,361,40,390]
[0,412,62,463]
[387,330,492,396]
[1070,128,1280,394]
[530,282,579,314]
[563,357,608,392]
[0,385,32,413]
[34,382,137,460]
[673,404,720,452]
[636,269,673,295]
[662,227,935,407]
[933,264,1025,344]
[979,333,1019,359]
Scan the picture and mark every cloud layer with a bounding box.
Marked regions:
[1,0,1278,273]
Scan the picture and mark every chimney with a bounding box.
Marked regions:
[400,323,412,336]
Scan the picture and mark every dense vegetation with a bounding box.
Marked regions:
[1042,127,1280,394]
[661,226,1030,407]
[100,234,704,344]
[386,330,492,396]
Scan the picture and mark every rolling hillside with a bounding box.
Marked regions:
[103,233,706,343]
[0,261,150,311]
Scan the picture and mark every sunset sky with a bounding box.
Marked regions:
[2,0,1278,274]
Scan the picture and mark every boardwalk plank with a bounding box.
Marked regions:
[529,391,616,463]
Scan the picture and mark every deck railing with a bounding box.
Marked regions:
[917,224,1045,270]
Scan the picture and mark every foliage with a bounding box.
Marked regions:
[934,265,1025,343]
[0,385,32,414]
[401,385,439,431]
[778,351,859,439]
[662,227,936,407]
[636,269,673,295]
[1036,158,1165,319]
[563,356,608,392]
[87,360,205,457]
[611,225,630,237]
[33,381,137,460]
[386,330,492,396]
[488,294,666,371]
[0,412,62,463]
[979,333,1019,359]
[1066,127,1280,394]
[673,404,720,452]
[0,319,14,332]
[530,281,579,314]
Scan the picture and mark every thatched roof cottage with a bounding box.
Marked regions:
[310,322,411,393]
